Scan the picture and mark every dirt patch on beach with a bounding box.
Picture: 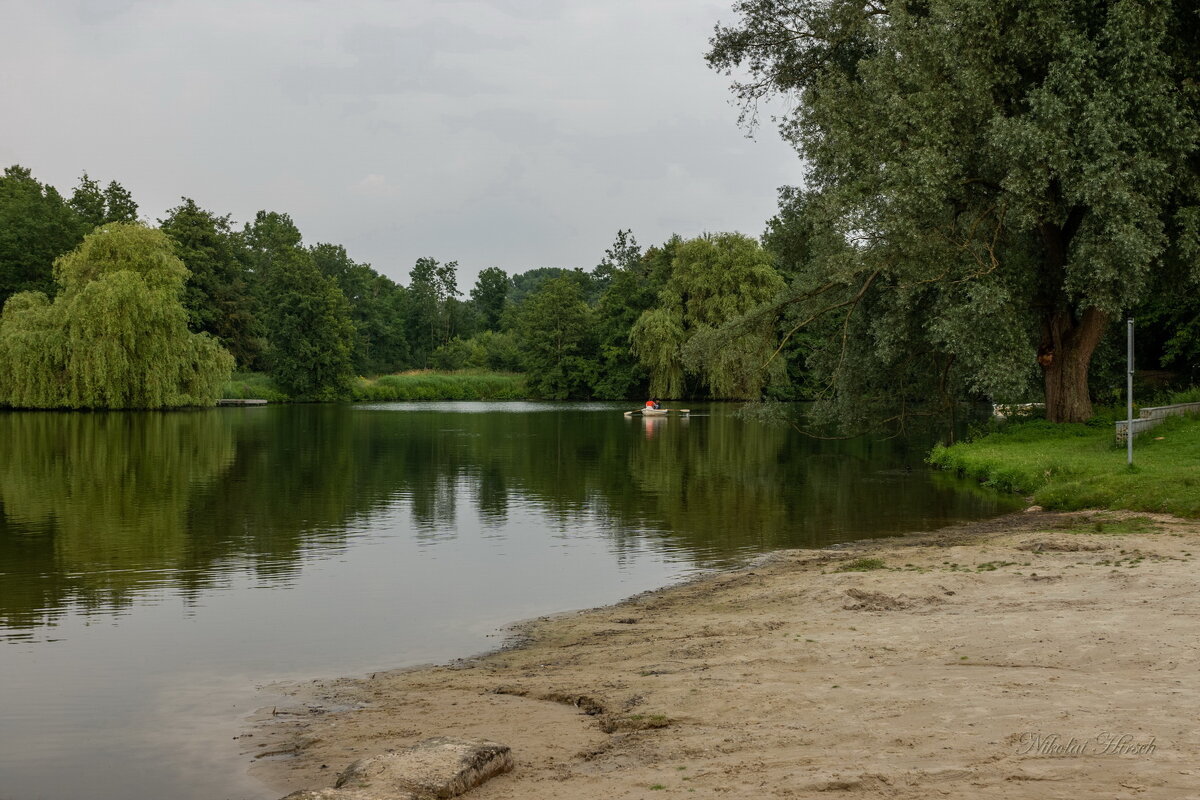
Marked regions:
[251,511,1200,799]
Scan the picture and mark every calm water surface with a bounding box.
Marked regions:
[0,403,1018,799]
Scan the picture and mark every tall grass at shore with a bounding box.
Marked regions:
[352,371,526,401]
[930,415,1200,517]
[219,370,527,402]
[220,372,290,402]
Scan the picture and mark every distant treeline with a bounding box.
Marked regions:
[0,165,794,402]
[5,156,1194,414]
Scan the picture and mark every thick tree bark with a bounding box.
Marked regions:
[1037,307,1108,423]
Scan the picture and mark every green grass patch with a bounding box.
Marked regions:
[218,370,527,402]
[975,560,1019,571]
[219,372,289,402]
[835,557,887,572]
[1047,514,1162,535]
[352,370,527,402]
[930,415,1200,517]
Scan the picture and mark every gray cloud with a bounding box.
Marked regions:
[0,0,801,286]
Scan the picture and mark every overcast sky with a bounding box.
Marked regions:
[1,0,802,286]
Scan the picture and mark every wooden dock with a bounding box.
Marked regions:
[216,399,268,406]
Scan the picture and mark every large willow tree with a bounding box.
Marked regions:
[709,0,1199,422]
[632,232,785,399]
[0,223,233,409]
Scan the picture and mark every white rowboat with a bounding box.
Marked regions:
[623,408,689,417]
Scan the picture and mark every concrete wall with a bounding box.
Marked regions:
[1114,402,1200,442]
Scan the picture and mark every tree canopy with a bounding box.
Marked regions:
[0,223,233,409]
[709,0,1200,423]
[70,173,138,230]
[312,242,410,375]
[632,232,785,399]
[160,198,263,367]
[469,266,512,332]
[0,166,86,305]
[515,275,600,399]
[244,213,357,400]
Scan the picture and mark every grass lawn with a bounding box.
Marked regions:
[220,370,527,402]
[352,370,526,401]
[219,371,290,402]
[929,415,1200,517]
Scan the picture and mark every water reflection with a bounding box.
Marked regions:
[1,403,1017,638]
[0,402,1024,800]
[0,411,236,632]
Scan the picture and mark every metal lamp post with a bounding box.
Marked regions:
[1127,317,1134,466]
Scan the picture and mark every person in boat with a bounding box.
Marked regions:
[645,399,655,410]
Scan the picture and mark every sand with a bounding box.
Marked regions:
[250,510,1200,799]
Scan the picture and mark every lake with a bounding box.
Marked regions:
[0,402,1018,800]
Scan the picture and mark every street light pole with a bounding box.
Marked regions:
[1127,317,1134,466]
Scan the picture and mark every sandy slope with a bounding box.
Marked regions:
[251,511,1200,799]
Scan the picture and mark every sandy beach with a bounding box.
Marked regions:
[251,510,1200,799]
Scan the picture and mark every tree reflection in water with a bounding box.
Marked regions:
[0,403,1018,635]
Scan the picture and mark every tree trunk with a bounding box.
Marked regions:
[1037,307,1108,423]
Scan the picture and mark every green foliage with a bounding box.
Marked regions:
[592,228,641,292]
[469,266,512,332]
[69,173,139,230]
[509,266,597,307]
[160,198,263,368]
[312,242,410,374]
[515,276,599,399]
[261,249,356,400]
[592,231,658,400]
[1135,290,1200,386]
[471,330,522,371]
[632,232,785,399]
[930,414,1200,516]
[1166,387,1200,405]
[430,330,523,373]
[241,212,358,400]
[0,165,86,305]
[242,210,302,265]
[68,173,106,229]
[709,0,1200,424]
[0,223,233,409]
[630,306,688,398]
[103,181,138,223]
[407,257,462,367]
[431,336,475,370]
